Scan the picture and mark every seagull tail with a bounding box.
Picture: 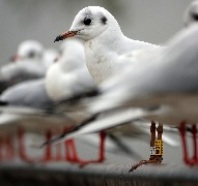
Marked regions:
[38,113,99,148]
[58,88,100,104]
[0,101,8,106]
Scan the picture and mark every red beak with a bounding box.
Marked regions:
[54,31,78,42]
[10,54,20,62]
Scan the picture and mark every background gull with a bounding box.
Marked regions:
[46,39,95,101]
[0,40,54,94]
[0,40,45,81]
[184,0,198,27]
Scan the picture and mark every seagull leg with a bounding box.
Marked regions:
[192,124,197,162]
[4,136,14,160]
[18,127,34,162]
[61,126,81,162]
[179,123,198,165]
[18,127,42,163]
[63,130,107,167]
[18,128,54,163]
[98,130,106,162]
[64,139,80,162]
[42,130,53,162]
[129,121,163,172]
[155,123,163,162]
[78,131,106,167]
[179,121,191,164]
[0,137,2,161]
[54,125,107,166]
[18,127,30,162]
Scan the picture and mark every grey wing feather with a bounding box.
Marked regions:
[0,79,54,109]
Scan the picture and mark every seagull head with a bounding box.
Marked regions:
[54,6,122,42]
[184,0,198,27]
[16,40,44,61]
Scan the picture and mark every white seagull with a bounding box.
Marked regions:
[0,40,45,82]
[54,6,159,84]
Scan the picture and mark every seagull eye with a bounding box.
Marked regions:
[83,18,91,26]
[28,51,36,58]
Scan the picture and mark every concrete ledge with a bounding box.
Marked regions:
[0,162,198,186]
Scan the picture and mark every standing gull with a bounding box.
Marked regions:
[54,6,159,83]
[52,6,162,166]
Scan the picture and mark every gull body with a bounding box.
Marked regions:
[87,24,198,126]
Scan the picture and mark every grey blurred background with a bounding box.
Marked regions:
[0,0,192,65]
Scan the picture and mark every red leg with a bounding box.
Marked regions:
[78,131,106,167]
[62,126,81,162]
[18,127,28,161]
[98,131,106,162]
[0,137,2,161]
[4,136,14,160]
[65,139,80,162]
[42,130,53,162]
[178,122,198,165]
[192,124,197,162]
[179,121,190,164]
[65,140,72,161]
[64,131,106,167]
[18,127,42,163]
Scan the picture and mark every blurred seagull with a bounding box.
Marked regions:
[0,40,49,94]
[42,48,59,71]
[0,39,130,164]
[184,0,198,27]
[46,39,95,102]
[0,40,45,81]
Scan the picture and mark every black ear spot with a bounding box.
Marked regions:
[191,12,198,21]
[101,16,107,24]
